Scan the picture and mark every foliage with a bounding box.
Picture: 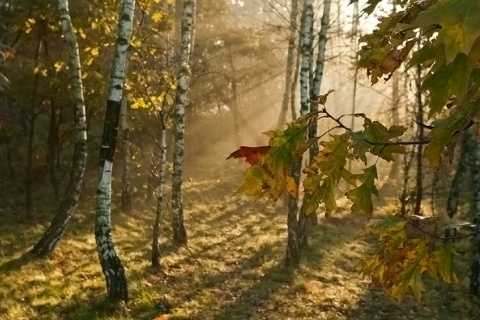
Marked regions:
[229,94,406,216]
[231,0,480,301]
[363,215,458,301]
[359,0,480,169]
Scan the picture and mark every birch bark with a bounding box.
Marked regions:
[286,0,313,266]
[95,0,135,302]
[171,0,195,245]
[152,114,167,267]
[298,0,332,248]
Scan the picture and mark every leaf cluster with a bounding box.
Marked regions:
[232,108,407,216]
[359,0,480,169]
[363,216,457,301]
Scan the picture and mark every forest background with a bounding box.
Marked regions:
[1,0,480,319]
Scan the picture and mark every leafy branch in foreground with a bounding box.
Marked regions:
[359,0,480,170]
[228,95,407,215]
[363,215,458,302]
[229,0,480,302]
[228,92,462,301]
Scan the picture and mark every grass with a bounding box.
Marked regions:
[1,162,480,319]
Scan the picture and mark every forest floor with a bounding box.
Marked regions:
[1,159,480,320]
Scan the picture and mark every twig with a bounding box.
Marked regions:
[365,139,430,146]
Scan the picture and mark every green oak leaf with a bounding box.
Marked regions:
[422,53,471,117]
[361,0,382,15]
[390,241,428,301]
[262,118,310,200]
[407,41,444,68]
[370,216,407,234]
[304,177,337,216]
[346,165,379,215]
[413,0,480,63]
[235,165,268,199]
[362,119,407,161]
[424,100,480,169]
[434,243,458,283]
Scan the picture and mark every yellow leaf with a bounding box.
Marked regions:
[91,47,99,57]
[78,28,86,39]
[152,11,164,23]
[285,175,297,197]
[54,61,64,72]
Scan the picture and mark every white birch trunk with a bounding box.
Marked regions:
[286,0,314,266]
[95,0,135,303]
[298,0,332,246]
[152,116,167,267]
[31,0,87,257]
[299,0,314,116]
[171,0,194,245]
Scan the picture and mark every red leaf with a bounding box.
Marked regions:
[227,146,271,165]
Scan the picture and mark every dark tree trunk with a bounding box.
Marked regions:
[31,0,88,258]
[447,131,473,218]
[286,160,301,266]
[290,38,300,122]
[414,63,424,216]
[278,0,299,129]
[120,100,132,213]
[47,96,60,200]
[469,130,480,296]
[25,20,46,219]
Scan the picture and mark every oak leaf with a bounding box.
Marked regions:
[226,146,271,165]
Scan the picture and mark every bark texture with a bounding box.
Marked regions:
[31,0,87,257]
[95,0,135,303]
[120,100,132,213]
[171,0,194,245]
[414,64,424,216]
[298,0,332,249]
[286,0,313,266]
[447,131,473,218]
[152,116,167,267]
[470,131,480,296]
[277,0,299,129]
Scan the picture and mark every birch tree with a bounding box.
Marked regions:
[152,112,168,267]
[285,0,332,264]
[30,0,87,257]
[286,0,313,266]
[298,0,332,247]
[95,0,135,302]
[171,0,195,245]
